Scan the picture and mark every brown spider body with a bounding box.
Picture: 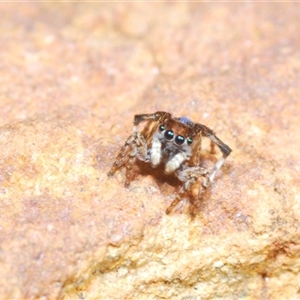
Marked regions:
[108,111,232,214]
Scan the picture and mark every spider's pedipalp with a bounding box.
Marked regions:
[150,135,162,167]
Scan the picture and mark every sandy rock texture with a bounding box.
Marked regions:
[0,2,299,299]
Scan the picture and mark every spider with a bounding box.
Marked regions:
[108,111,232,215]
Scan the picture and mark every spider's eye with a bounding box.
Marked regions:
[164,130,174,140]
[159,125,165,132]
[175,135,185,145]
[187,137,193,145]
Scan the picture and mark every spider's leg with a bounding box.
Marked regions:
[177,166,209,199]
[107,134,135,176]
[166,166,208,214]
[108,131,148,187]
[196,124,232,186]
[166,197,182,215]
[134,111,171,127]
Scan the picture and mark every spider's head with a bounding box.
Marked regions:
[157,117,195,149]
[151,117,198,173]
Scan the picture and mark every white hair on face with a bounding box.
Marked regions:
[150,135,162,167]
[165,152,187,174]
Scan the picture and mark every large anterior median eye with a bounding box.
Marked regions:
[175,135,185,145]
[164,130,174,140]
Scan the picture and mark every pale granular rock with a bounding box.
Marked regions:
[0,2,299,300]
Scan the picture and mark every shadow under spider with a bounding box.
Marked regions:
[135,160,213,217]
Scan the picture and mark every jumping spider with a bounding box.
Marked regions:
[108,111,232,214]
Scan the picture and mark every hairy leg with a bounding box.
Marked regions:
[134,111,171,127]
[166,166,208,214]
[195,124,232,186]
[108,131,148,187]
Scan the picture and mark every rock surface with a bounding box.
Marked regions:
[0,3,299,299]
